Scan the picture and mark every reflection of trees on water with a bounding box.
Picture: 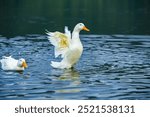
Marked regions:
[0,0,150,36]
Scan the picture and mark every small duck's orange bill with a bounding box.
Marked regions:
[22,61,28,68]
[82,26,90,31]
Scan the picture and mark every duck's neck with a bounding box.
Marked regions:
[72,29,80,41]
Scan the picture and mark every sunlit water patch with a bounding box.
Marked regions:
[0,34,150,99]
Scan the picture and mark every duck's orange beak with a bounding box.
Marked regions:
[82,26,90,31]
[22,61,28,68]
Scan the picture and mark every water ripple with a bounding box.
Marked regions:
[0,34,150,99]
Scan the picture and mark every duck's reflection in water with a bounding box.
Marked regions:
[59,68,80,80]
[56,68,81,94]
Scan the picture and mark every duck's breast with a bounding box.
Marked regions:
[65,43,83,65]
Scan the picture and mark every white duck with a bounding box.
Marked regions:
[0,56,28,71]
[46,23,89,69]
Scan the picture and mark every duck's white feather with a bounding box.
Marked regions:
[64,26,71,39]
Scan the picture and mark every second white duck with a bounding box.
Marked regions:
[0,56,28,71]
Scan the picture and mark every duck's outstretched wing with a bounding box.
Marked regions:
[46,29,71,58]
[64,26,71,39]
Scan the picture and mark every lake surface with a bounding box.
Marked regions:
[0,34,150,99]
[0,0,150,99]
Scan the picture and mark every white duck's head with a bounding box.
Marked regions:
[73,23,90,32]
[17,58,28,68]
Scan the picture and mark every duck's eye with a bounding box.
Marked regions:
[19,59,23,62]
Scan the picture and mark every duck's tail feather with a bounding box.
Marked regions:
[51,61,62,69]
[51,61,71,69]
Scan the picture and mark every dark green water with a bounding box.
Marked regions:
[0,0,150,99]
[0,0,150,37]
